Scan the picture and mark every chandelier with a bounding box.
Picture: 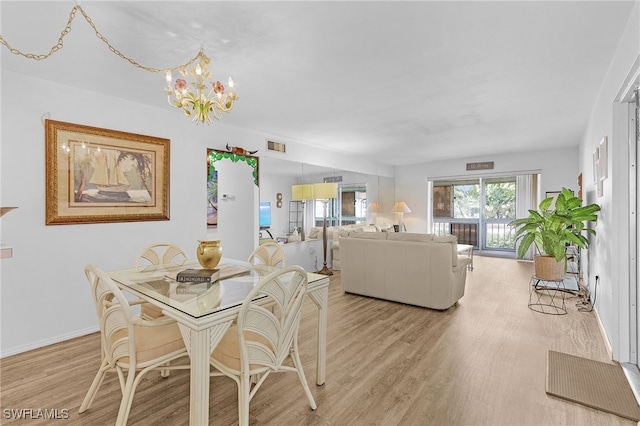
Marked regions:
[0,5,238,126]
[165,49,238,125]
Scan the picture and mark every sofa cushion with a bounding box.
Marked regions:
[431,234,458,265]
[432,235,457,243]
[345,231,389,240]
[308,227,323,239]
[387,233,434,242]
[375,222,394,232]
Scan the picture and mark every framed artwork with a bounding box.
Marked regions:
[545,191,562,210]
[593,136,608,197]
[599,136,608,180]
[45,120,170,225]
[593,148,599,185]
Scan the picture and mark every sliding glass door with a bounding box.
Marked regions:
[432,177,516,252]
[483,178,517,250]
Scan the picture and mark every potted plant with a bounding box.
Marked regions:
[509,187,601,280]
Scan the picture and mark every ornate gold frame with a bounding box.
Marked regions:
[45,120,170,225]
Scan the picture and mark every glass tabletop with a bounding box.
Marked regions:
[109,258,325,318]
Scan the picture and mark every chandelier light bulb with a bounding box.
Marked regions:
[165,71,172,82]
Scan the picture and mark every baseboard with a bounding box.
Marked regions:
[0,326,99,358]
[593,305,614,361]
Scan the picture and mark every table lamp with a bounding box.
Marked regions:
[392,201,411,232]
[291,184,314,241]
[369,201,382,224]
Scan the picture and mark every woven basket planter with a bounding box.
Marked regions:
[534,255,566,281]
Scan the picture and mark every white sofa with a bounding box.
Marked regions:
[340,232,472,310]
[308,222,394,270]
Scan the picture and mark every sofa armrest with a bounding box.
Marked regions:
[453,256,472,272]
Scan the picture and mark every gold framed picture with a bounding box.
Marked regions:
[45,119,170,225]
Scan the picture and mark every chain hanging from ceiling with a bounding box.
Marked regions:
[0,4,238,124]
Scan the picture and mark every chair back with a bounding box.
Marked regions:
[246,240,286,268]
[237,266,307,372]
[85,265,136,366]
[134,242,188,266]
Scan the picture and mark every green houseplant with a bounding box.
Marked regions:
[509,187,601,280]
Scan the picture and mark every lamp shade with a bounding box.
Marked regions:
[369,202,382,213]
[392,201,411,213]
[313,182,338,199]
[291,184,314,201]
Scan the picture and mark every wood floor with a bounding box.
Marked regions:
[1,255,635,425]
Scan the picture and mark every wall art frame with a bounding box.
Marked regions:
[45,119,170,225]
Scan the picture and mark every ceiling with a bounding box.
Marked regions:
[1,1,636,167]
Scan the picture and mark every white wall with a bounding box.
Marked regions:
[259,172,296,237]
[0,71,389,357]
[207,156,260,260]
[394,147,579,233]
[578,3,639,362]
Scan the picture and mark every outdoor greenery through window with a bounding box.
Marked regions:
[432,178,516,251]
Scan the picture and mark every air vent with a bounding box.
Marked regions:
[267,140,286,153]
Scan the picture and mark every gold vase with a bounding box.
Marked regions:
[196,240,222,269]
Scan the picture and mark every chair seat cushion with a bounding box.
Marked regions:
[211,325,273,371]
[133,322,185,363]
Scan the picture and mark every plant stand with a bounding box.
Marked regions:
[529,276,567,315]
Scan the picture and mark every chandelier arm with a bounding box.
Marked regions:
[0,4,204,74]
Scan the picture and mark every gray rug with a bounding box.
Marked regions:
[546,350,640,421]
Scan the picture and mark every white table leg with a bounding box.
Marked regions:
[188,329,210,426]
[308,286,328,385]
[178,322,233,426]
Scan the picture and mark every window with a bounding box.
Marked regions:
[314,184,367,227]
[431,177,516,251]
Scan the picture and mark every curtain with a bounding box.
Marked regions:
[515,174,538,260]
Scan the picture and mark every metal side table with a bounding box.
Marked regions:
[529,276,567,315]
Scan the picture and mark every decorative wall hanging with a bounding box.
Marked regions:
[225,144,258,156]
[208,149,259,186]
[45,120,169,225]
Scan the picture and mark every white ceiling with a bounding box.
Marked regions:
[1,1,636,167]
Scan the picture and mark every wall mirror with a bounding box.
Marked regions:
[259,157,395,239]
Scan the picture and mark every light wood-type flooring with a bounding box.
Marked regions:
[1,255,635,425]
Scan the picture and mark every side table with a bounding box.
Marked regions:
[457,244,474,270]
[528,276,567,315]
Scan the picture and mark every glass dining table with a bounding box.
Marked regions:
[107,257,330,426]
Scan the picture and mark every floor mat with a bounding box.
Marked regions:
[546,350,640,421]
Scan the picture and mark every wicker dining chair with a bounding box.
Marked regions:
[133,242,188,319]
[246,240,286,268]
[79,265,189,426]
[209,266,316,425]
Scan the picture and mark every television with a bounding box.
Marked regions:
[259,202,272,229]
